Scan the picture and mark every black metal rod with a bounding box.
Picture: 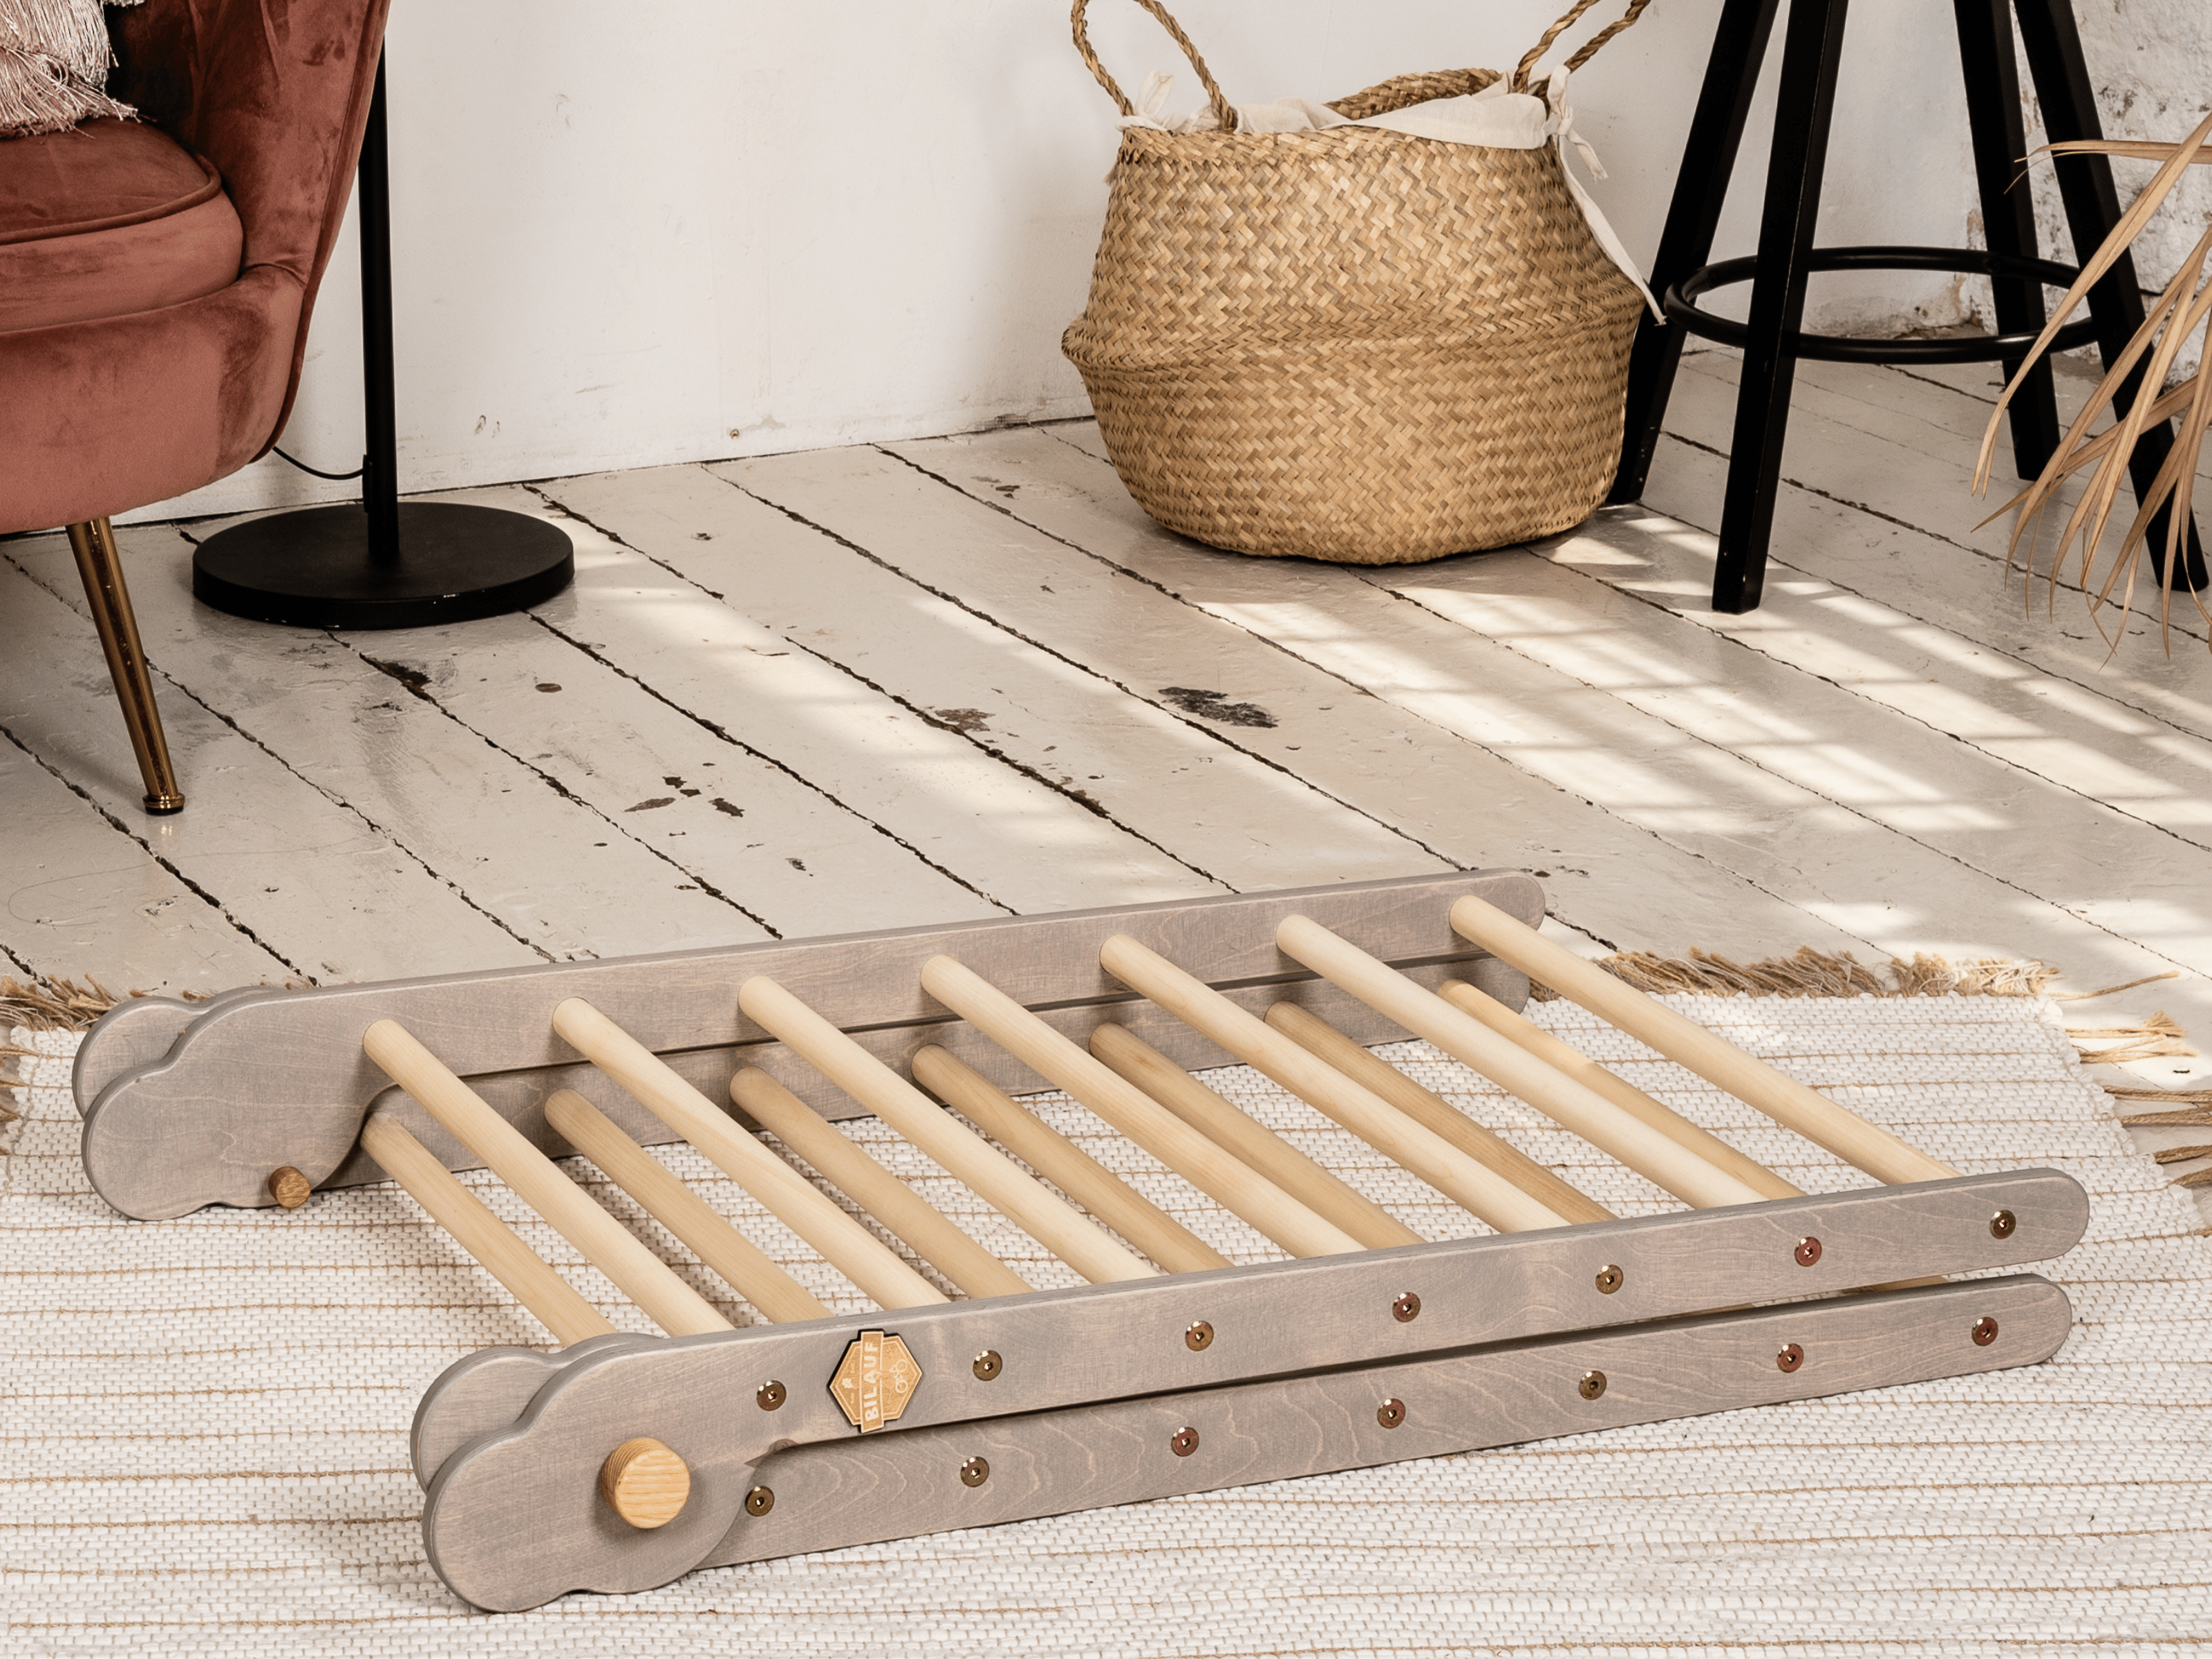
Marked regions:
[358,49,400,563]
[1667,246,2103,363]
[1607,0,1785,505]
[1953,0,2061,477]
[1712,0,1852,615]
[2014,0,2206,589]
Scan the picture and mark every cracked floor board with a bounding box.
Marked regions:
[0,730,285,996]
[1637,361,2212,868]
[1533,509,2212,865]
[733,438,1858,960]
[542,464,1436,894]
[9,521,768,965]
[328,490,1005,939]
[1382,523,2212,1040]
[491,489,1214,917]
[1801,353,2212,494]
[901,427,2212,1028]
[1644,432,2212,756]
[0,551,538,984]
[1665,351,2212,650]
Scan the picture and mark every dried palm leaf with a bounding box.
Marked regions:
[1973,111,2212,652]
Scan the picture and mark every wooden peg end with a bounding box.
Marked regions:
[599,1436,692,1529]
[266,1166,312,1210]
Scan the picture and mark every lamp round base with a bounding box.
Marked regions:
[192,502,575,630]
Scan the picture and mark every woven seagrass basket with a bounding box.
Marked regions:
[1062,0,1651,565]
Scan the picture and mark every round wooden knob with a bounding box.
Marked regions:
[266,1166,312,1210]
[599,1437,691,1529]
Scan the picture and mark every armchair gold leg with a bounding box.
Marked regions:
[66,518,185,814]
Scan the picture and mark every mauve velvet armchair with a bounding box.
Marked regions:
[0,0,391,812]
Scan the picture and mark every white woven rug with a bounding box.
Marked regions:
[6,996,2208,1657]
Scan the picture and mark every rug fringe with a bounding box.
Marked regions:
[2065,1012,2198,1067]
[2052,971,2183,1000]
[1530,945,2061,1002]
[2110,1085,2212,1129]
[1,976,137,1033]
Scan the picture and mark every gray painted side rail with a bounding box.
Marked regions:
[425,1272,2074,1609]
[75,870,1541,1219]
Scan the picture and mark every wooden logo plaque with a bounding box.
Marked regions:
[828,1329,921,1433]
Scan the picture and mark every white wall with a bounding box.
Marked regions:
[2010,1,2212,382]
[136,0,2139,525]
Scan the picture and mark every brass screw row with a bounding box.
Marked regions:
[726,1319,2013,1524]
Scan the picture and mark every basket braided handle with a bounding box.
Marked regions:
[1512,0,1656,92]
[1070,0,1236,133]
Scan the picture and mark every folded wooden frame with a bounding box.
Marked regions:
[73,872,2086,1611]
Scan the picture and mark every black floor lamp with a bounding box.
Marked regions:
[193,50,574,630]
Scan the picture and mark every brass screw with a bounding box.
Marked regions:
[267,1166,312,1210]
[1990,1209,2017,1240]
[744,1485,775,1517]
[1170,1427,1199,1457]
[1377,1398,1405,1430]
[1776,1342,1803,1374]
[1578,1370,1607,1401]
[1794,1236,1823,1267]
[1185,1320,1214,1351]
[1971,1316,2000,1347]
[1392,1291,1422,1323]
[959,1456,990,1488]
[756,1380,787,1411]
[973,1349,1002,1381]
[1595,1264,1624,1295]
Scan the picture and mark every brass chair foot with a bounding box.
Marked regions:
[66,518,186,814]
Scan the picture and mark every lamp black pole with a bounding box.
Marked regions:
[358,45,400,563]
[193,49,574,630]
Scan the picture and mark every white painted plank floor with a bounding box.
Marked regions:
[8,348,2210,1145]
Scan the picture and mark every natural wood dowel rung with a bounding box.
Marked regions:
[1435,979,1801,1202]
[551,997,946,1311]
[1447,894,1958,1185]
[361,1114,616,1348]
[543,1089,832,1324]
[1261,1001,1615,1227]
[1271,917,1766,1210]
[1087,1023,1425,1251]
[364,1020,733,1338]
[1096,934,1571,1233]
[736,975,1156,1284]
[912,1044,1231,1275]
[731,1067,1032,1300]
[920,954,1366,1259]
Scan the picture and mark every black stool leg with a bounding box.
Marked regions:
[1954,0,2060,476]
[1607,0,1784,505]
[2014,0,2209,589]
[1712,0,1852,613]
